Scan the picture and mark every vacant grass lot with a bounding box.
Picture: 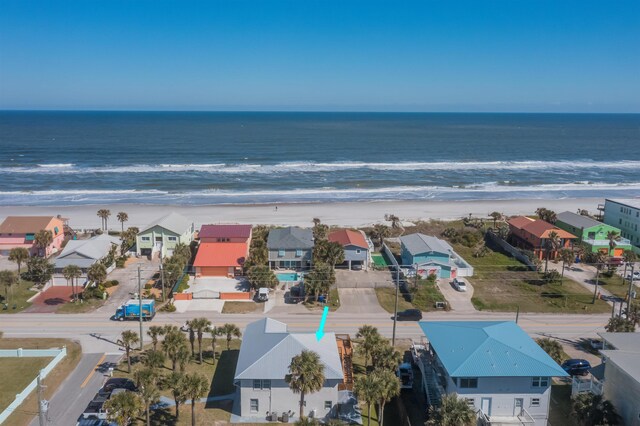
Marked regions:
[221,301,259,314]
[375,280,446,313]
[596,273,638,300]
[453,244,611,313]
[0,357,53,412]
[56,298,104,313]
[0,280,37,314]
[0,338,82,426]
[303,287,341,312]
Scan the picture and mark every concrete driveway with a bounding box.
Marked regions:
[337,288,387,314]
[335,269,395,288]
[436,278,476,313]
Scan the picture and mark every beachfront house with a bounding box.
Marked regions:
[603,199,640,254]
[0,216,65,257]
[399,233,473,278]
[507,216,575,260]
[555,211,632,256]
[418,321,568,426]
[328,229,370,270]
[53,234,120,280]
[135,212,194,259]
[233,318,345,421]
[193,225,252,277]
[267,227,314,270]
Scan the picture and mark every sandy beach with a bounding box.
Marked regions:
[0,198,602,230]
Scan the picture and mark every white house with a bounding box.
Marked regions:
[233,318,345,422]
[418,321,568,426]
[53,234,120,285]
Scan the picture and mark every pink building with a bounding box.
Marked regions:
[0,216,65,257]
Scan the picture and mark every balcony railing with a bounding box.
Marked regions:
[477,407,535,426]
[572,376,603,396]
[584,237,631,247]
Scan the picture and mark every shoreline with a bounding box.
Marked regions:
[0,198,603,229]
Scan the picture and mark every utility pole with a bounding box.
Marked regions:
[515,305,520,324]
[160,263,166,302]
[392,265,400,347]
[37,372,46,426]
[138,265,143,350]
[592,265,601,304]
[627,265,635,315]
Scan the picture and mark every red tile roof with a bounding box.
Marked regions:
[508,216,535,229]
[328,229,368,249]
[509,216,575,239]
[199,224,252,239]
[0,216,60,234]
[193,242,248,267]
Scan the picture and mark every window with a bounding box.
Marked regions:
[54,226,59,235]
[459,378,478,388]
[141,236,150,241]
[465,398,475,408]
[253,380,261,390]
[278,249,285,257]
[531,398,540,407]
[250,399,259,413]
[263,380,271,390]
[253,379,270,390]
[619,219,622,225]
[532,377,549,387]
[296,249,303,257]
[25,233,35,241]
[356,249,361,254]
[168,236,177,241]
[324,401,332,410]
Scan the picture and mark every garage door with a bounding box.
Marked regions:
[613,248,624,257]
[200,266,228,276]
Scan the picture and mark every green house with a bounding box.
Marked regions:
[555,211,632,256]
[136,212,194,258]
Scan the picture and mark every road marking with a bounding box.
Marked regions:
[81,353,106,388]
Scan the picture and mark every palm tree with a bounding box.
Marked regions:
[184,372,209,426]
[371,224,390,248]
[384,214,404,236]
[147,325,165,351]
[173,242,192,264]
[62,264,82,302]
[374,370,400,426]
[0,270,18,305]
[142,349,165,371]
[536,338,564,364]
[544,231,561,273]
[103,390,143,426]
[427,393,475,426]
[356,325,381,370]
[187,322,196,357]
[87,262,107,285]
[210,326,222,361]
[189,317,212,364]
[354,374,382,426]
[219,323,241,350]
[8,247,29,279]
[370,341,401,373]
[324,241,345,269]
[162,329,189,372]
[558,248,574,285]
[34,229,53,257]
[285,350,326,419]
[177,342,191,372]
[489,211,503,229]
[622,250,638,284]
[592,251,608,304]
[164,371,188,420]
[117,212,129,233]
[606,230,621,256]
[97,209,111,231]
[118,330,139,373]
[572,393,621,426]
[136,368,160,426]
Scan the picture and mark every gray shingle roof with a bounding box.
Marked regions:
[55,234,119,269]
[234,318,344,381]
[267,227,314,249]
[140,212,192,235]
[556,211,603,230]
[400,233,452,256]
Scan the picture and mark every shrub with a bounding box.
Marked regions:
[115,256,127,268]
[144,282,153,290]
[161,302,176,312]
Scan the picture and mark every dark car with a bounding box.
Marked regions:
[100,378,136,395]
[396,309,422,321]
[561,359,592,376]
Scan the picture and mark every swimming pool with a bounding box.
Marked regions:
[277,272,300,282]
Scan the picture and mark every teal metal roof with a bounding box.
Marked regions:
[419,321,568,378]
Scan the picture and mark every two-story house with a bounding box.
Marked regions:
[267,227,314,270]
[507,216,576,260]
[193,224,252,277]
[135,212,194,259]
[233,318,344,421]
[418,321,568,426]
[0,216,65,257]
[328,229,369,270]
[555,211,632,256]
[399,233,474,278]
[603,199,640,254]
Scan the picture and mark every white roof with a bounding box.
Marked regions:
[55,234,119,268]
[234,318,344,381]
[140,212,192,235]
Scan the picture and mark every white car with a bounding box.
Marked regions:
[452,278,467,292]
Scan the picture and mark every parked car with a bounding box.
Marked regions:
[396,309,422,321]
[452,278,467,292]
[257,287,270,302]
[561,359,592,376]
[397,362,414,389]
[589,339,604,350]
[288,286,304,303]
[100,378,136,395]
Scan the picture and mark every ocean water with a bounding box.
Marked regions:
[1,111,639,206]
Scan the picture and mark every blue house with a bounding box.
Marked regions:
[399,233,473,278]
[417,321,567,426]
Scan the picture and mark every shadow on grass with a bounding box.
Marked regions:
[207,349,239,404]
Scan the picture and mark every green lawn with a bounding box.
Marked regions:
[0,357,53,412]
[596,273,637,299]
[56,298,104,313]
[375,287,414,313]
[303,287,340,312]
[375,280,446,313]
[221,301,259,314]
[452,244,611,313]
[0,279,37,314]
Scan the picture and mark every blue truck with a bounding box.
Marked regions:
[114,299,156,321]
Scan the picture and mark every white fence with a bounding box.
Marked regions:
[0,347,67,425]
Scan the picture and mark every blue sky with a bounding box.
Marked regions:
[0,0,638,112]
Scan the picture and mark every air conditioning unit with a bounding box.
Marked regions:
[309,409,316,418]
